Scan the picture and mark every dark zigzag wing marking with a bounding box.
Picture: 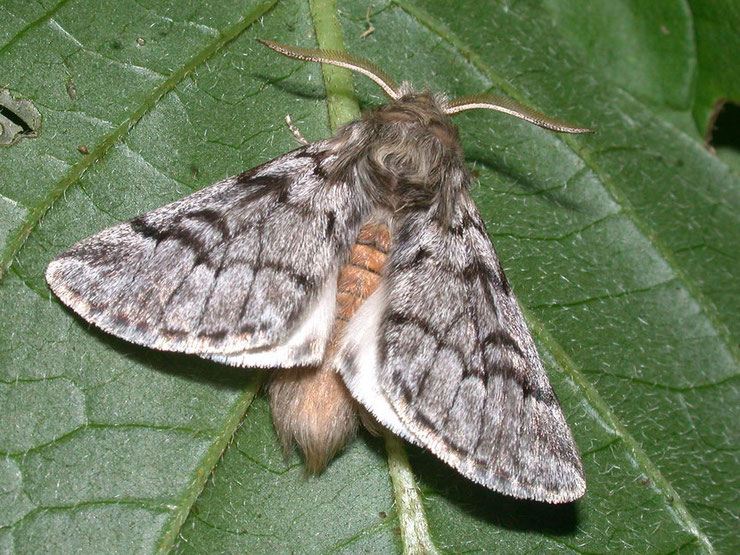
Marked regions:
[129,170,302,334]
[55,172,285,345]
[46,140,370,358]
[53,148,319,348]
[376,190,584,503]
[384,312,546,413]
[154,206,275,341]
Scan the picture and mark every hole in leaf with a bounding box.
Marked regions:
[0,89,41,146]
[706,99,739,152]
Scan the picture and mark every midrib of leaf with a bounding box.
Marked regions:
[392,1,717,552]
[0,0,280,280]
[309,0,361,126]
[308,1,436,553]
[383,432,439,555]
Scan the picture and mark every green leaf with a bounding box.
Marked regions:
[1,0,736,553]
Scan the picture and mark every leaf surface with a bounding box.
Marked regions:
[0,0,736,553]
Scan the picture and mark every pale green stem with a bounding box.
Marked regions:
[384,431,439,555]
[309,0,361,129]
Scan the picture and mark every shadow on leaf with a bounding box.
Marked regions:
[466,153,586,214]
[407,443,580,535]
[82,318,261,392]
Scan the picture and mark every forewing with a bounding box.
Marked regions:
[47,141,368,367]
[338,191,585,503]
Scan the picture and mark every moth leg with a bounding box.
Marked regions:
[360,5,375,38]
[285,114,309,145]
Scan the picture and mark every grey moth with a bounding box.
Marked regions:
[46,40,592,503]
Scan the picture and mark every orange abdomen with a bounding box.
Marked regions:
[268,222,390,472]
[335,223,390,325]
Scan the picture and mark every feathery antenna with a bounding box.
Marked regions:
[257,39,401,100]
[446,94,593,133]
[258,40,593,133]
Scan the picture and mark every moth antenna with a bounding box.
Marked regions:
[257,39,401,100]
[445,94,594,133]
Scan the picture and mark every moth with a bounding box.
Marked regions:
[46,39,592,503]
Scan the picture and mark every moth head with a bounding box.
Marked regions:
[258,40,593,219]
[362,89,466,205]
[257,39,594,134]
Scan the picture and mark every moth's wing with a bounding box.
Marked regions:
[47,141,368,367]
[337,192,585,503]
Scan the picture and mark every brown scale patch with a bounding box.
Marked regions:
[269,222,390,472]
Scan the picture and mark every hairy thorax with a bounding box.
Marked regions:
[327,90,471,218]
